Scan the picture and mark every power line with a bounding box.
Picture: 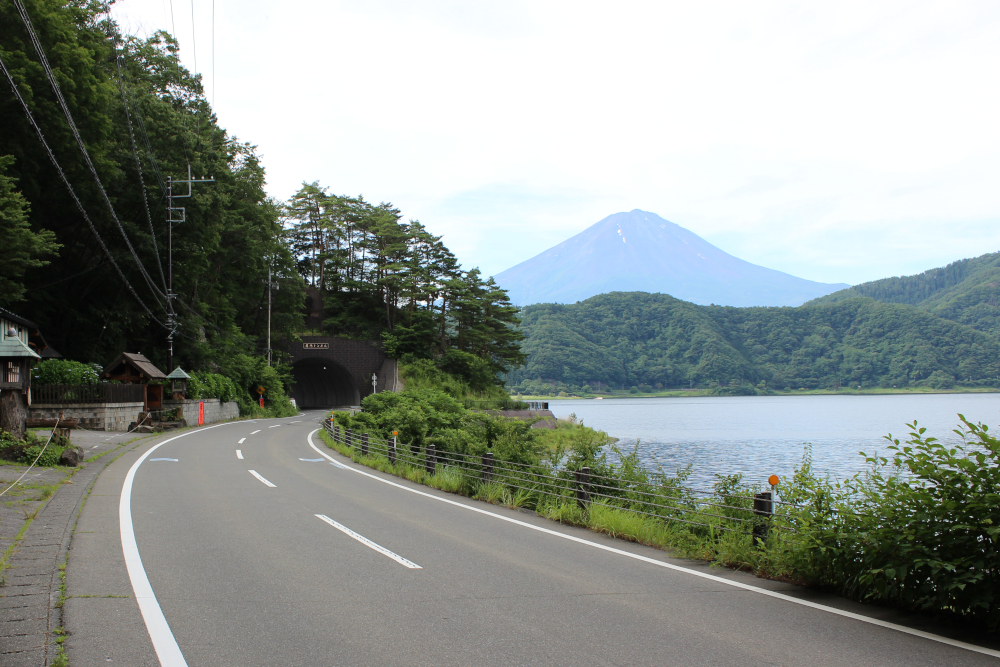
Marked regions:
[0,50,167,329]
[105,17,169,293]
[14,0,168,310]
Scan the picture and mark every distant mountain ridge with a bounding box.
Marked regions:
[494,210,848,307]
[810,252,1000,337]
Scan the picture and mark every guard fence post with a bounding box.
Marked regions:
[361,432,369,457]
[426,444,436,474]
[575,466,591,508]
[752,491,773,545]
[334,425,340,442]
[346,429,353,451]
[481,451,494,482]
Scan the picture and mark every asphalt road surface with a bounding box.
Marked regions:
[64,412,1000,666]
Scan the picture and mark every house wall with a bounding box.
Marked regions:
[29,402,144,432]
[162,398,239,425]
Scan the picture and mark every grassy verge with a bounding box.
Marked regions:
[318,428,778,573]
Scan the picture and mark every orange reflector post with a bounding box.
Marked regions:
[768,474,780,486]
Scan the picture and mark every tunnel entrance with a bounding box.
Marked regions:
[290,358,359,408]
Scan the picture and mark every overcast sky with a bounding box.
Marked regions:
[110,0,1000,286]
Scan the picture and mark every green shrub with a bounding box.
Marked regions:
[18,443,64,467]
[187,372,241,403]
[31,359,100,384]
[782,417,1000,629]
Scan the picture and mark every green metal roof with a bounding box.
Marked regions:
[0,336,41,359]
[165,367,191,379]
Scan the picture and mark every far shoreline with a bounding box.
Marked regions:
[514,386,1000,400]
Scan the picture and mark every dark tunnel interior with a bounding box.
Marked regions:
[289,358,359,408]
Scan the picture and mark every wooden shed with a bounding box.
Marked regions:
[0,308,49,439]
[101,352,167,411]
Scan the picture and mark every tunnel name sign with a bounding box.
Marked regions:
[303,343,330,349]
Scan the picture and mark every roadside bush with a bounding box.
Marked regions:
[18,443,63,467]
[187,372,241,403]
[215,353,296,417]
[782,417,1000,629]
[31,359,100,384]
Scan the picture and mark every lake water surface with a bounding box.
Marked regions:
[547,393,1000,487]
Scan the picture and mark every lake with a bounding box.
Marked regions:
[547,393,1000,488]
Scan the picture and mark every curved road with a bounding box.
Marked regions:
[63,413,1000,666]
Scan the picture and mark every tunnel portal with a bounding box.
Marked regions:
[290,358,359,408]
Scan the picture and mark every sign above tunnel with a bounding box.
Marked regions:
[302,343,330,349]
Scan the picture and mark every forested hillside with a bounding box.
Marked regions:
[506,292,1000,394]
[0,2,301,368]
[812,252,1000,336]
[283,183,524,389]
[0,2,521,396]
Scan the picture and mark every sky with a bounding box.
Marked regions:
[110,0,1000,286]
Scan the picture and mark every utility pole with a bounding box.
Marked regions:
[166,164,215,369]
[267,262,272,366]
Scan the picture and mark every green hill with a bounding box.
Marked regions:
[811,252,1000,336]
[506,292,1000,394]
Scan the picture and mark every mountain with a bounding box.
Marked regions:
[810,252,1000,337]
[494,210,848,307]
[505,291,1000,394]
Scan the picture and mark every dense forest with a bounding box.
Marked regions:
[0,1,521,401]
[812,252,1000,337]
[506,292,1000,394]
[283,183,524,389]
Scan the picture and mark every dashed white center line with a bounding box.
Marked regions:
[268,425,281,428]
[250,430,261,435]
[236,450,244,460]
[238,438,246,444]
[248,470,275,487]
[314,514,421,569]
[289,421,301,423]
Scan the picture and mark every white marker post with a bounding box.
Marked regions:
[372,372,377,395]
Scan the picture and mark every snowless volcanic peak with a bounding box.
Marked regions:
[494,210,848,307]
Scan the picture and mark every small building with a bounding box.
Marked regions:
[0,308,50,439]
[101,352,167,411]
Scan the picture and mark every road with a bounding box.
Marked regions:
[63,412,1000,666]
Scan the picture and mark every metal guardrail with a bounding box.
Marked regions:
[32,383,144,404]
[322,419,801,538]
[461,398,531,411]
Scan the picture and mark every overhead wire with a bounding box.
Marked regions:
[104,13,169,294]
[0,51,166,329]
[14,0,168,311]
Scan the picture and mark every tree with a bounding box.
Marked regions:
[0,155,58,305]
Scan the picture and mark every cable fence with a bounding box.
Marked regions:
[318,419,851,540]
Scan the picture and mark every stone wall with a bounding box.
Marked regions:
[29,402,144,432]
[162,398,239,425]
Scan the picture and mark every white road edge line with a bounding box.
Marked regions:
[248,470,276,487]
[306,430,1000,659]
[238,438,246,444]
[122,421,240,666]
[315,514,421,569]
[250,430,261,435]
[236,450,244,460]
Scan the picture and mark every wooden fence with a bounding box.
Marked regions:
[32,383,144,404]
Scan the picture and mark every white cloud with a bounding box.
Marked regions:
[112,0,1000,285]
